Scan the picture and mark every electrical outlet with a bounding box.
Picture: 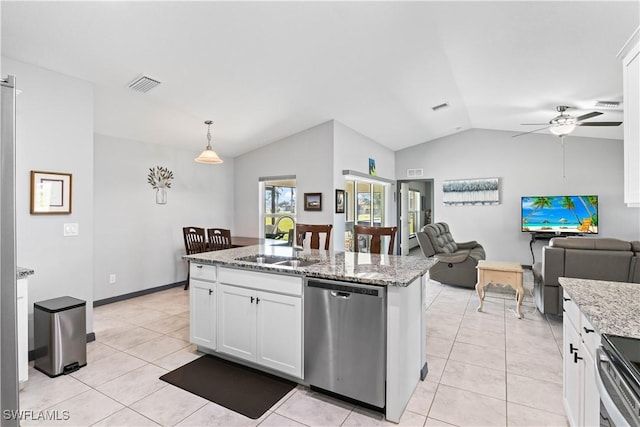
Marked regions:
[109,274,116,284]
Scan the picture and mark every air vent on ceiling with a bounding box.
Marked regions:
[595,100,621,110]
[432,102,449,111]
[128,75,161,93]
[407,168,424,178]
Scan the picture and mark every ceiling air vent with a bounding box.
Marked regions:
[595,100,621,110]
[407,168,424,178]
[128,75,161,93]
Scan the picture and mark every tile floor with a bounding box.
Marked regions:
[19,272,567,426]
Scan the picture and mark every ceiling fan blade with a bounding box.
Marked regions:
[577,121,622,126]
[575,111,603,121]
[512,125,551,138]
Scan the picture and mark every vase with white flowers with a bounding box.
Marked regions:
[148,166,174,204]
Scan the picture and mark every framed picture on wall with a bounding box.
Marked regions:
[30,170,72,214]
[304,193,322,211]
[335,189,345,213]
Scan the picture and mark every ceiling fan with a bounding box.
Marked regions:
[512,105,622,138]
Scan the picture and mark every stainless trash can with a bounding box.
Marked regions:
[34,296,87,377]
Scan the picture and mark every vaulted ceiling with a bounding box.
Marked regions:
[2,1,638,157]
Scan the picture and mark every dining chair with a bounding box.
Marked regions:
[207,228,232,251]
[353,225,398,255]
[183,226,208,290]
[295,224,333,250]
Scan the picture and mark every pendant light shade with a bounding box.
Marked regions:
[195,120,223,164]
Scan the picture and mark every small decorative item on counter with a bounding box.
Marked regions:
[147,166,174,204]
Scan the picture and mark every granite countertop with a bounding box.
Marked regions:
[184,245,436,287]
[559,277,640,339]
[17,267,34,279]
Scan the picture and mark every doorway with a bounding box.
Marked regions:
[397,179,434,256]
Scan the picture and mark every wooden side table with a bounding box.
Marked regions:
[475,260,525,319]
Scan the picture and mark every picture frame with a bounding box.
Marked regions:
[442,177,500,206]
[30,170,72,214]
[304,193,322,211]
[335,189,345,214]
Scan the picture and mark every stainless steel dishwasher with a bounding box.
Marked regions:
[304,278,386,408]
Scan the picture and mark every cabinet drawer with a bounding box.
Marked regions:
[190,263,217,282]
[581,314,600,357]
[218,267,302,296]
[563,290,580,331]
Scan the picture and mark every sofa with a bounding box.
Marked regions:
[416,222,486,288]
[533,237,640,315]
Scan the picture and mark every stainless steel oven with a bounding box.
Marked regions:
[596,335,640,427]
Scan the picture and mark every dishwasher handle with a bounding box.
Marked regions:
[307,279,383,297]
[330,291,351,299]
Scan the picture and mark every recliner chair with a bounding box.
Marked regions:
[416,222,486,288]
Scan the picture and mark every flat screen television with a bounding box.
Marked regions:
[521,195,598,234]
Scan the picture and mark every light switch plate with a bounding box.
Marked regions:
[63,223,79,236]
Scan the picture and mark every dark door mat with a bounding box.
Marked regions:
[159,354,296,419]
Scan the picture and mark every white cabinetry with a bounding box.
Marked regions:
[17,277,28,385]
[217,267,302,378]
[563,291,601,427]
[620,27,640,207]
[189,264,217,348]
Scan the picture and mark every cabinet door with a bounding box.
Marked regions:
[563,318,583,427]
[582,349,600,427]
[255,291,302,378]
[17,278,28,383]
[218,284,256,361]
[190,279,216,349]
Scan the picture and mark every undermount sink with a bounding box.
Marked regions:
[235,255,318,268]
[272,259,317,268]
[235,255,288,264]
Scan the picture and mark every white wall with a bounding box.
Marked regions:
[3,57,95,340]
[93,134,235,301]
[333,121,396,250]
[234,121,334,239]
[395,128,640,264]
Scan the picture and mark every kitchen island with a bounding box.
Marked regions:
[185,244,435,423]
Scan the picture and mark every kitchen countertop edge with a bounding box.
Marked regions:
[185,246,435,287]
[17,267,34,279]
[559,277,640,340]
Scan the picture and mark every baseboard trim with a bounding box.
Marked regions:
[93,281,186,307]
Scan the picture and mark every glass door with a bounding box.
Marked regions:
[261,178,296,243]
[344,180,388,251]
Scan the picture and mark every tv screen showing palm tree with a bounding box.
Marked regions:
[521,195,598,234]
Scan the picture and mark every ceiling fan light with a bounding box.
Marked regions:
[549,116,576,136]
[549,122,576,136]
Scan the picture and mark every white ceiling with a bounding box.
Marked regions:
[2,1,638,158]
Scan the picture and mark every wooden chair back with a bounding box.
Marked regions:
[207,228,232,251]
[183,227,208,255]
[353,225,398,255]
[295,224,333,250]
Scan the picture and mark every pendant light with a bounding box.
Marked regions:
[195,120,223,164]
